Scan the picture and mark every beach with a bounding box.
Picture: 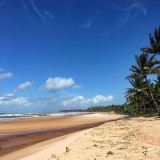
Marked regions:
[55,116,160,160]
[1,114,159,160]
[0,113,125,159]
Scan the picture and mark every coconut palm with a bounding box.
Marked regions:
[126,53,160,115]
[152,74,160,105]
[140,27,160,54]
[127,53,160,78]
[125,76,147,113]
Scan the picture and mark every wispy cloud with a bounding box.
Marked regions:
[43,11,55,19]
[114,1,147,15]
[21,1,54,22]
[30,0,45,22]
[22,0,29,16]
[82,19,92,29]
[114,0,147,26]
[106,0,147,36]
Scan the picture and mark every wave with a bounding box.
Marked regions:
[0,112,86,121]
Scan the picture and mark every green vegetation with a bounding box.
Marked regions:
[87,104,134,115]
[87,27,160,116]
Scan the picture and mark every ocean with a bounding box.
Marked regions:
[0,112,85,122]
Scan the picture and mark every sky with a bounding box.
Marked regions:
[0,0,160,113]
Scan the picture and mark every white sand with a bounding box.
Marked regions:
[56,116,160,160]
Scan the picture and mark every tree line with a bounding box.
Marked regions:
[87,104,133,115]
[87,27,160,116]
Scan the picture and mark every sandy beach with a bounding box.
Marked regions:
[1,114,159,160]
[55,116,160,160]
[0,113,125,159]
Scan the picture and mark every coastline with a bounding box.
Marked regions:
[1,114,159,160]
[0,113,126,158]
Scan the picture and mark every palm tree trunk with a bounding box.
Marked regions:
[144,105,146,113]
[137,95,141,113]
[145,77,160,116]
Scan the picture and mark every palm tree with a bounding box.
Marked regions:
[126,53,160,115]
[140,27,160,54]
[125,76,147,113]
[153,74,160,106]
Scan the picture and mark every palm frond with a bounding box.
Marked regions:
[140,47,154,53]
[154,27,160,46]
[147,54,156,66]
[140,27,160,54]
[149,33,156,49]
[129,65,140,73]
[135,55,141,67]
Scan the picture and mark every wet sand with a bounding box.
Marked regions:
[0,113,125,157]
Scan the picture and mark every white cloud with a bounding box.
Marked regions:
[14,81,34,92]
[6,94,14,97]
[40,77,75,92]
[0,93,114,111]
[0,94,31,107]
[0,94,60,110]
[63,96,91,107]
[63,95,114,107]
[0,96,5,100]
[73,85,82,89]
[18,81,33,90]
[0,72,13,80]
[0,68,4,71]
[92,95,113,104]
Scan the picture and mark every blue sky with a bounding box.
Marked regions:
[0,0,160,113]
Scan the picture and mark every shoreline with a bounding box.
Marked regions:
[0,113,126,157]
[0,112,94,123]
[1,115,159,160]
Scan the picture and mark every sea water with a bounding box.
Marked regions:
[0,112,85,122]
